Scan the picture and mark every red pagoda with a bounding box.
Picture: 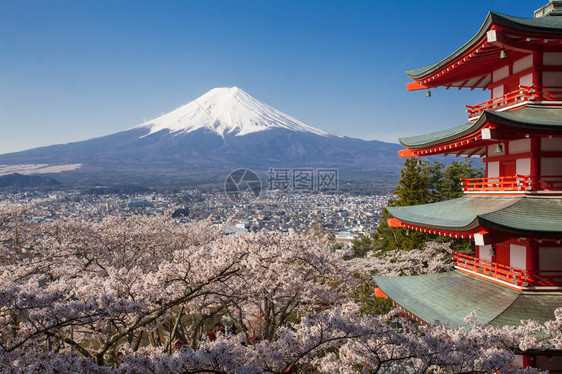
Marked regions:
[375,1,562,370]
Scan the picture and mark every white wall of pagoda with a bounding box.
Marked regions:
[509,139,530,153]
[478,244,492,262]
[486,52,562,101]
[492,65,508,98]
[484,135,562,179]
[541,137,562,151]
[476,240,562,275]
[487,161,500,177]
[543,51,562,87]
[541,158,562,175]
[510,244,527,270]
[540,137,562,178]
[543,52,562,65]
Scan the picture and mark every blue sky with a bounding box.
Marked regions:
[0,0,546,153]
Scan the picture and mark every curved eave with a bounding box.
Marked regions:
[398,106,562,151]
[482,105,562,132]
[374,271,562,328]
[387,196,519,232]
[399,122,480,149]
[478,197,562,236]
[407,12,562,82]
[387,196,562,237]
[406,12,495,80]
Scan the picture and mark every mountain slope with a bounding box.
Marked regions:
[0,173,61,188]
[0,87,403,181]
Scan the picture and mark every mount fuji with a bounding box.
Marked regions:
[0,87,402,183]
[138,87,331,138]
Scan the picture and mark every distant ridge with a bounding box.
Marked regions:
[0,173,61,188]
[0,87,403,183]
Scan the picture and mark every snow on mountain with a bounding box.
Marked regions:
[0,86,405,183]
[135,87,333,138]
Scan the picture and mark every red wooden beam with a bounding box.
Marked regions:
[406,81,429,91]
[387,218,404,228]
[387,218,478,238]
[398,149,419,158]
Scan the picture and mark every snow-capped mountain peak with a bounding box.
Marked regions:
[135,87,332,137]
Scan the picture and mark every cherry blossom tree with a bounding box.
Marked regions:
[0,206,558,373]
[0,208,349,368]
[0,203,40,265]
[345,241,454,279]
[58,303,550,373]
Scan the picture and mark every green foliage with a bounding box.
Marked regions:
[394,158,431,206]
[349,234,380,258]
[435,159,485,201]
[351,279,393,315]
[372,208,430,251]
[351,158,484,255]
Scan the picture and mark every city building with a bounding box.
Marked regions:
[375,1,562,369]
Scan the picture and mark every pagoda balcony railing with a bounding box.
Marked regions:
[453,252,562,288]
[466,85,562,120]
[461,175,562,193]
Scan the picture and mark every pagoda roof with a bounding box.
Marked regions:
[387,195,562,236]
[399,105,562,150]
[407,12,562,81]
[374,270,562,328]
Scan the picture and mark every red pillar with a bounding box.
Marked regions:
[530,136,541,178]
[522,354,535,368]
[532,51,543,87]
[527,241,539,273]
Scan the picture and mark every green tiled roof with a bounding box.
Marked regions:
[398,106,562,149]
[387,196,519,231]
[399,123,474,148]
[484,105,562,130]
[407,12,562,80]
[479,197,562,235]
[387,196,562,235]
[490,293,562,326]
[374,270,562,328]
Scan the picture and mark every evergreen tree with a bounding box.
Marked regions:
[372,158,433,252]
[436,159,485,201]
[394,158,431,206]
[351,157,484,256]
